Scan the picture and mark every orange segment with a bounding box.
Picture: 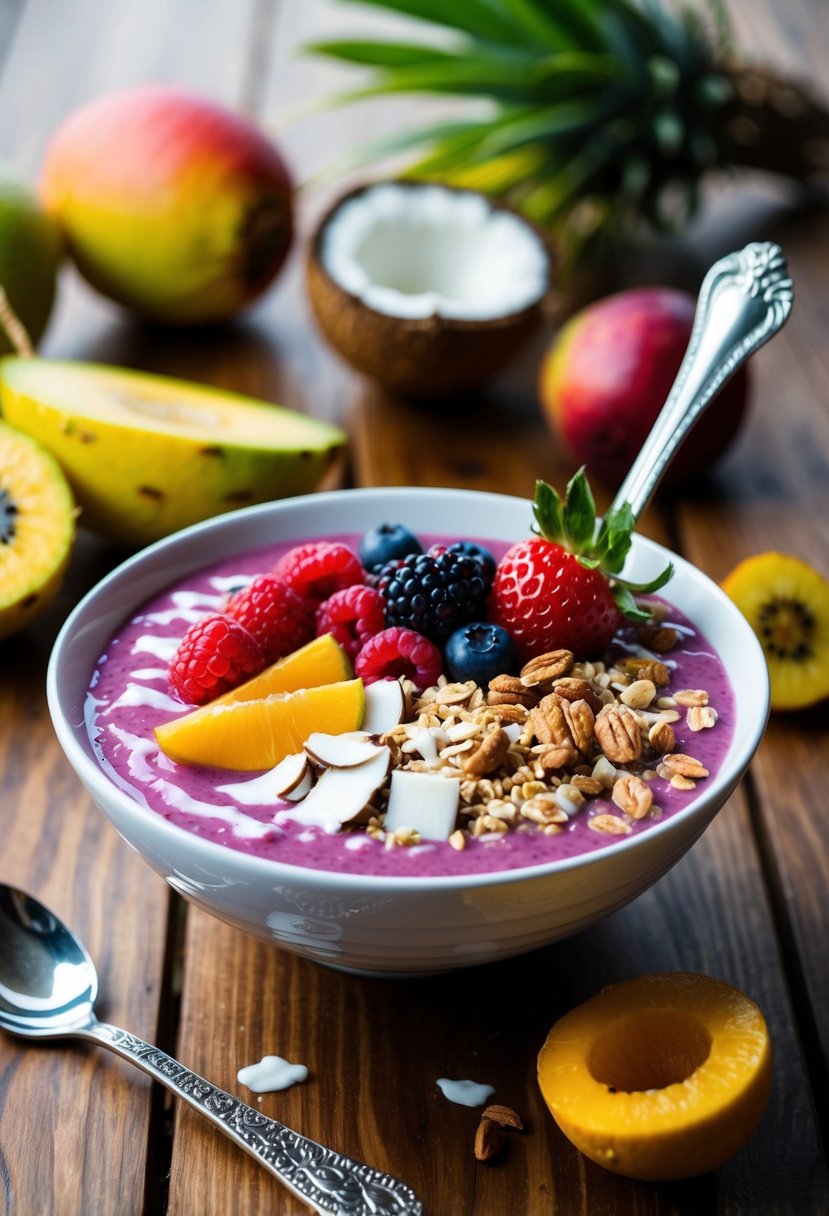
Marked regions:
[155,677,365,770]
[209,632,352,709]
[537,972,772,1181]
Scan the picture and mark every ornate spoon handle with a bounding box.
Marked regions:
[610,241,793,524]
[80,1020,422,1216]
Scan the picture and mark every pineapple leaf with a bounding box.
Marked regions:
[414,144,549,193]
[307,40,469,68]
[408,99,614,179]
[329,0,537,48]
[330,48,618,105]
[499,0,603,51]
[308,0,757,257]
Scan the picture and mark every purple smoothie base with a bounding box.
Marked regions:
[86,533,736,878]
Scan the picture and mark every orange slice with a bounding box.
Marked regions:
[155,677,365,770]
[537,972,772,1181]
[209,631,352,709]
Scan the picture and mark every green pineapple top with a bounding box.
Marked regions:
[309,0,827,258]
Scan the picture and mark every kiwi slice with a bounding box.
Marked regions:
[722,551,829,710]
[0,420,75,639]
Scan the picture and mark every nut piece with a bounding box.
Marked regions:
[673,689,709,707]
[530,693,595,757]
[485,703,528,725]
[594,703,642,764]
[462,728,511,777]
[589,812,632,836]
[487,674,537,709]
[474,1117,505,1162]
[649,626,680,653]
[687,706,718,732]
[520,649,574,686]
[662,753,710,779]
[612,774,654,820]
[552,677,604,714]
[619,658,671,687]
[483,1104,524,1131]
[620,679,657,710]
[648,720,676,754]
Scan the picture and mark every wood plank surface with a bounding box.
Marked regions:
[0,1,826,1214]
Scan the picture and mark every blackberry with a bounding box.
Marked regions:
[376,549,493,643]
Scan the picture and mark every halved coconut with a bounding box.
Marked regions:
[307,181,552,397]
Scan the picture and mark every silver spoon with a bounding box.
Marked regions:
[0,884,422,1216]
[610,240,793,523]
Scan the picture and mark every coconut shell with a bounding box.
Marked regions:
[307,182,553,399]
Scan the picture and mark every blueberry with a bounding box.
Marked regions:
[444,621,518,685]
[359,523,422,571]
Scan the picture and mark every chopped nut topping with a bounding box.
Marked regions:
[620,679,657,709]
[594,703,642,763]
[378,622,718,848]
[612,774,653,820]
[673,689,709,707]
[482,1104,524,1131]
[649,626,681,652]
[462,727,511,777]
[662,752,710,779]
[648,720,677,754]
[474,1117,505,1162]
[687,706,718,731]
[520,649,574,686]
[589,813,632,836]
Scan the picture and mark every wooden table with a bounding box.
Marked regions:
[1,2,828,1213]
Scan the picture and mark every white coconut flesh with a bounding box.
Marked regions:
[320,184,549,322]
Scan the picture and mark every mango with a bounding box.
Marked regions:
[539,288,749,488]
[40,86,293,324]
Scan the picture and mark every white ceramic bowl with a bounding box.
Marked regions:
[47,488,769,976]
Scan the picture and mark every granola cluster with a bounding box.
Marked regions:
[367,621,719,850]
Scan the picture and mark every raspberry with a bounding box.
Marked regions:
[168,613,265,705]
[273,541,365,605]
[355,627,442,690]
[376,549,492,643]
[315,585,386,659]
[225,574,315,664]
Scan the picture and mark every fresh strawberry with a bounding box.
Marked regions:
[225,574,315,664]
[355,626,442,689]
[315,584,386,659]
[273,541,364,605]
[168,612,265,705]
[489,470,673,660]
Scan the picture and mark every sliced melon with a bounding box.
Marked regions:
[155,677,365,770]
[0,357,346,547]
[0,419,75,639]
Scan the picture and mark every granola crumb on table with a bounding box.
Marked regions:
[363,632,719,850]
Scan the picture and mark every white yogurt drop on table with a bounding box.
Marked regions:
[237,1056,309,1093]
[436,1078,495,1107]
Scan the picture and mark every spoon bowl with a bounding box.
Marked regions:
[0,883,421,1216]
[0,885,97,1036]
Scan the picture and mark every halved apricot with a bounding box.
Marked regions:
[537,972,772,1181]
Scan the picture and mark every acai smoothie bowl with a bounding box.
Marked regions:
[48,485,769,975]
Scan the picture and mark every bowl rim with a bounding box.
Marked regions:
[47,486,770,895]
